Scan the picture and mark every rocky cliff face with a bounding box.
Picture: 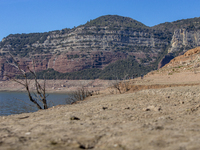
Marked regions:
[1,15,200,79]
[168,28,200,53]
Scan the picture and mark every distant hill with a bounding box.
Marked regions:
[1,15,200,80]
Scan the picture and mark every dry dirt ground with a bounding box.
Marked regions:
[1,71,200,150]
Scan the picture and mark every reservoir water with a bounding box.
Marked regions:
[0,91,71,116]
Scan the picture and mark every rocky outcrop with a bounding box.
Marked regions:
[168,28,200,53]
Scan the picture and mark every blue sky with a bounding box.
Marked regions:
[0,0,200,41]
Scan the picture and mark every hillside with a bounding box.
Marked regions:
[1,15,200,79]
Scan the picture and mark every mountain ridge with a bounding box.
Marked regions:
[1,15,200,80]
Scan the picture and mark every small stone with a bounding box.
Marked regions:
[50,141,58,145]
[25,132,31,135]
[143,108,151,111]
[102,107,108,110]
[124,107,130,109]
[70,116,80,120]
[143,105,161,111]
[61,84,66,87]
[155,126,164,130]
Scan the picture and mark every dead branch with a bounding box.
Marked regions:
[5,53,48,109]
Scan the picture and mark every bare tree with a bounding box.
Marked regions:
[5,53,48,109]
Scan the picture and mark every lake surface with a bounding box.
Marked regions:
[0,91,72,116]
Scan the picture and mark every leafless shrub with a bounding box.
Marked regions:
[112,80,122,94]
[110,77,131,94]
[68,86,92,104]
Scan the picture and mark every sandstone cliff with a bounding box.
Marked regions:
[168,28,200,53]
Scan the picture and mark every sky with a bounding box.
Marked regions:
[0,0,200,41]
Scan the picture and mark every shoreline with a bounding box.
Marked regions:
[1,71,200,93]
[0,79,112,94]
[0,89,75,94]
